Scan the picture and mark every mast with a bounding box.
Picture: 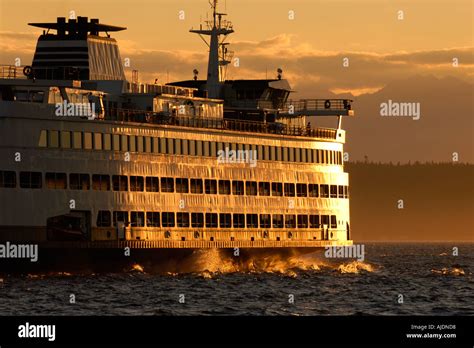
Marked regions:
[190,0,234,99]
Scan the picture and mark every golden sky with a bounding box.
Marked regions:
[0,0,473,95]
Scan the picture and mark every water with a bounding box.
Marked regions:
[0,243,473,315]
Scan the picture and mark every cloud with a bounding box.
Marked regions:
[1,30,472,98]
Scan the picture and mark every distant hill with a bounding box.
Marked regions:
[310,76,474,163]
[346,162,474,242]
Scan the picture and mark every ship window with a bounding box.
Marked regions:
[233,214,245,228]
[121,135,128,152]
[330,185,338,198]
[112,175,128,191]
[137,136,144,152]
[48,130,59,148]
[177,212,190,227]
[205,213,218,228]
[92,174,110,191]
[103,134,112,150]
[129,135,136,152]
[272,214,284,228]
[257,145,264,161]
[258,182,270,196]
[146,212,160,227]
[153,138,160,153]
[196,140,203,156]
[161,177,174,193]
[276,147,282,161]
[338,185,344,198]
[301,148,307,163]
[190,178,203,194]
[310,215,320,229]
[232,180,244,195]
[284,183,295,197]
[321,215,330,227]
[45,172,67,189]
[246,214,258,228]
[218,180,231,195]
[283,147,288,162]
[270,146,276,161]
[191,213,204,228]
[320,184,329,198]
[38,130,47,147]
[84,132,92,149]
[69,173,90,190]
[295,148,301,162]
[259,214,271,228]
[144,137,152,153]
[162,212,175,227]
[203,141,210,157]
[315,150,323,163]
[0,170,16,188]
[97,211,111,227]
[61,131,71,149]
[285,215,296,228]
[174,139,181,155]
[210,142,217,157]
[130,176,144,192]
[176,178,189,193]
[113,134,120,151]
[289,148,295,162]
[271,182,283,196]
[168,138,174,155]
[113,211,128,226]
[220,213,232,228]
[205,179,217,194]
[344,186,349,198]
[217,142,224,153]
[189,140,196,156]
[298,215,308,228]
[309,184,319,197]
[93,133,102,150]
[313,149,318,163]
[296,183,307,197]
[306,149,312,163]
[264,146,270,161]
[181,139,189,155]
[246,181,257,196]
[330,215,337,229]
[19,171,42,189]
[145,177,159,192]
[72,132,82,149]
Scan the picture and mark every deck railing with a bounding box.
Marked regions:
[106,108,338,139]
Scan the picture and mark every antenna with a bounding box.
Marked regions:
[190,0,234,98]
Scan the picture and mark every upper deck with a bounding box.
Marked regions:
[0,74,350,142]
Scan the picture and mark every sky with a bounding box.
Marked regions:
[0,0,472,97]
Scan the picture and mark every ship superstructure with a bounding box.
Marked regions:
[0,1,354,262]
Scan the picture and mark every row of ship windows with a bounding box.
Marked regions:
[0,171,349,198]
[97,211,338,229]
[38,130,343,165]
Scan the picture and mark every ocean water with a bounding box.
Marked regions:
[0,243,472,315]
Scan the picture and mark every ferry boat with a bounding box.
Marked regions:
[0,1,354,270]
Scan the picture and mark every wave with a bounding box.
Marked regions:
[140,249,377,277]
